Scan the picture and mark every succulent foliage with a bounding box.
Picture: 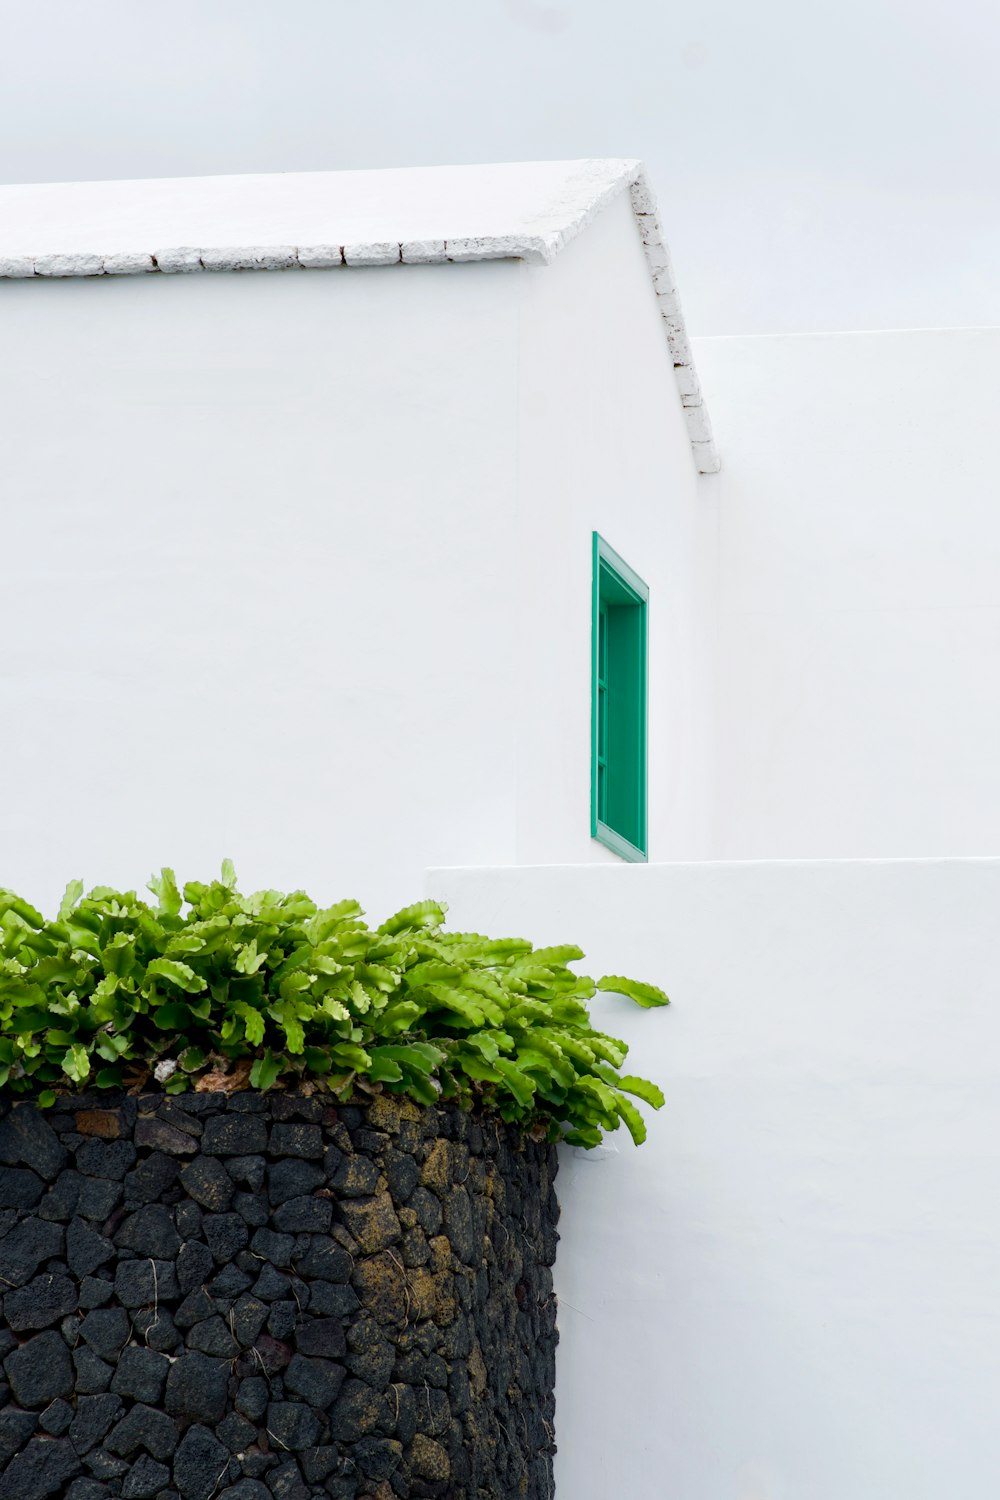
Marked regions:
[0,864,667,1146]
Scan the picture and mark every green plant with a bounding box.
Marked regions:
[0,864,667,1147]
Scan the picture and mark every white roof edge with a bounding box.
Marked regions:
[0,159,718,474]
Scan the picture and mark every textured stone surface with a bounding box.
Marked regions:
[0,1091,559,1499]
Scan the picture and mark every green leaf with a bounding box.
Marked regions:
[220,859,238,889]
[367,1055,404,1084]
[152,1002,192,1031]
[235,1002,266,1046]
[455,1052,501,1084]
[61,1042,90,1083]
[147,868,182,917]
[378,899,446,936]
[597,975,669,1008]
[235,940,268,975]
[303,1047,333,1075]
[58,880,84,921]
[402,1072,440,1106]
[37,1089,57,1109]
[615,1074,665,1109]
[250,1049,283,1090]
[493,1057,535,1108]
[145,958,206,994]
[369,1042,445,1076]
[330,1042,373,1072]
[614,1093,647,1146]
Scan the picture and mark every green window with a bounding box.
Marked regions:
[592,533,648,861]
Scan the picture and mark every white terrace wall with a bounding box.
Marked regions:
[695,327,1000,859]
[0,263,522,918]
[429,858,1000,1500]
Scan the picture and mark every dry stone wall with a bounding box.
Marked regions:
[0,1091,560,1500]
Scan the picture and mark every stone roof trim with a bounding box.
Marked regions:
[0,160,718,473]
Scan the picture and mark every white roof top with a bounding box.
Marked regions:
[0,159,718,472]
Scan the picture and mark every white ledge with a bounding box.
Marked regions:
[0,160,718,473]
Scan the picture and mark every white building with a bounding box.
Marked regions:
[0,160,716,918]
[3,161,1000,1499]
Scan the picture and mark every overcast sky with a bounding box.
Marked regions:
[2,0,997,334]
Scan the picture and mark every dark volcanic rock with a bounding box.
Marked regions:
[5,1330,74,1408]
[327,1378,383,1441]
[173,1424,229,1500]
[266,1158,324,1205]
[0,1216,64,1288]
[265,1401,321,1451]
[0,1105,67,1181]
[164,1351,229,1423]
[123,1151,179,1205]
[66,1218,115,1278]
[0,1408,38,1464]
[339,1192,402,1256]
[292,1316,347,1359]
[120,1452,171,1498]
[75,1139,135,1181]
[69,1393,123,1455]
[186,1314,240,1358]
[0,1167,45,1209]
[72,1347,114,1395]
[115,1204,180,1258]
[0,1435,81,1497]
[110,1347,169,1405]
[79,1307,130,1360]
[114,1257,179,1307]
[134,1115,197,1157]
[202,1115,268,1157]
[105,1401,178,1461]
[331,1154,380,1198]
[283,1353,346,1408]
[176,1237,215,1293]
[0,1093,560,1500]
[292,1238,351,1282]
[4,1272,77,1330]
[179,1156,233,1211]
[202,1211,248,1262]
[272,1194,332,1234]
[267,1123,323,1160]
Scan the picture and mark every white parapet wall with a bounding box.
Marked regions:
[696,326,1000,860]
[428,858,1000,1500]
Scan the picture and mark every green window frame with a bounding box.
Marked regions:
[591,532,648,861]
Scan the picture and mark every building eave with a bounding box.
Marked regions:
[0,159,719,474]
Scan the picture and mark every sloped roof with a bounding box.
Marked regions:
[0,159,717,473]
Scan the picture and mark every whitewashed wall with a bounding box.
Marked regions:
[516,190,717,866]
[430,858,1000,1500]
[0,264,522,918]
[696,327,1000,858]
[0,215,709,920]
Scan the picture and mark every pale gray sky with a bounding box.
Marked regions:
[2,0,997,334]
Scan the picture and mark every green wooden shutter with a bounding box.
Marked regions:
[591,533,648,860]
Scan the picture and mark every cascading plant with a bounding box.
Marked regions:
[0,862,667,1147]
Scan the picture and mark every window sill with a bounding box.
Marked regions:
[592,820,647,863]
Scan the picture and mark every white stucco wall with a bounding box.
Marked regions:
[515,190,717,865]
[429,858,1000,1500]
[0,264,522,918]
[696,327,1000,858]
[1,206,709,918]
